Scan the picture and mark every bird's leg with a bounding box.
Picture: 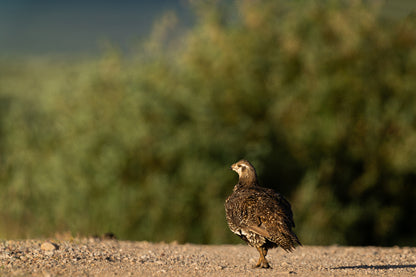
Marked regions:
[261,247,270,268]
[253,247,262,268]
[253,247,270,268]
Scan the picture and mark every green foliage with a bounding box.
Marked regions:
[1,0,416,245]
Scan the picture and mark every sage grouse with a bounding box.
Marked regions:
[225,159,301,268]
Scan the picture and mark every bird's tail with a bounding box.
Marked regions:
[280,231,302,252]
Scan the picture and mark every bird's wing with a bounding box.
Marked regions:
[245,223,270,238]
[242,188,296,238]
[237,193,276,238]
[263,188,296,228]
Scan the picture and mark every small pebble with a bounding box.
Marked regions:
[41,242,58,251]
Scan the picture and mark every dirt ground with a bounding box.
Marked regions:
[1,239,416,276]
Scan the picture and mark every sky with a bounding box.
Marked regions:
[0,0,415,56]
[0,0,191,56]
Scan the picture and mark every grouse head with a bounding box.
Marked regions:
[231,159,258,186]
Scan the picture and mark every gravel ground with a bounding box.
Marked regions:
[1,239,416,276]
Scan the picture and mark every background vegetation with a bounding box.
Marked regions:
[1,0,416,246]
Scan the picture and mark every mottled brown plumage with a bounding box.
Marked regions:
[225,159,301,268]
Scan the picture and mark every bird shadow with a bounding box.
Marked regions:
[332,264,416,270]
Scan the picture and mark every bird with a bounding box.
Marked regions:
[225,159,301,268]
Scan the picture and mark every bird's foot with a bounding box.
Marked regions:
[261,260,270,268]
[252,261,261,268]
[252,259,270,269]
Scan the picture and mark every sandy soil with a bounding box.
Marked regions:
[1,239,416,276]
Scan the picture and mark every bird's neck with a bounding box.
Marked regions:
[237,174,258,188]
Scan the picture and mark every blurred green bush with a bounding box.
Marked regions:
[1,0,416,245]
